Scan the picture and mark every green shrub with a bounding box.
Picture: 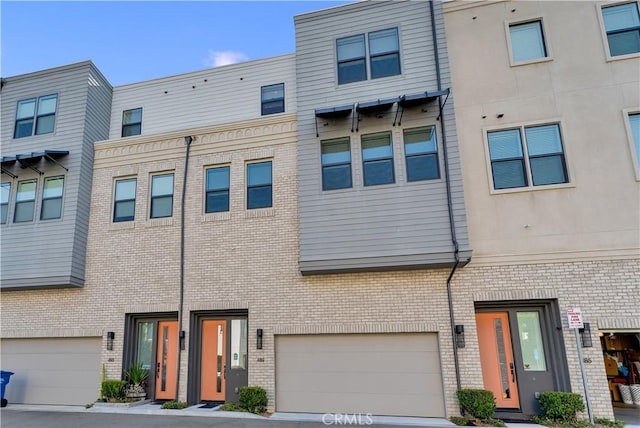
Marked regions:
[125,361,148,385]
[220,402,243,411]
[538,391,585,423]
[161,400,189,409]
[450,416,472,426]
[101,380,127,401]
[457,389,496,420]
[595,417,625,427]
[238,386,268,414]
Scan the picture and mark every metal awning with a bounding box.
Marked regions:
[394,88,450,126]
[1,150,69,176]
[315,104,354,136]
[356,98,397,115]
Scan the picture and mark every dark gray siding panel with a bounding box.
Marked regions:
[295,1,470,272]
[0,61,112,289]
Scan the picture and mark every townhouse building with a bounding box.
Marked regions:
[444,0,640,420]
[0,61,112,404]
[1,0,638,421]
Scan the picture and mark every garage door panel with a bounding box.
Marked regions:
[276,333,445,417]
[1,338,101,405]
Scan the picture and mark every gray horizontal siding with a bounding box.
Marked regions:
[0,62,112,289]
[108,55,296,139]
[295,0,470,272]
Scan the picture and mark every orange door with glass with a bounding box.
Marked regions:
[155,320,178,400]
[476,312,520,409]
[201,320,227,401]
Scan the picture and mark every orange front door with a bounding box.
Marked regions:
[155,320,178,400]
[476,312,520,409]
[201,320,227,401]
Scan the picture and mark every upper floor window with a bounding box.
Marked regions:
[337,28,400,85]
[362,132,394,186]
[246,161,272,209]
[369,28,401,79]
[113,178,136,222]
[628,113,640,171]
[40,176,64,220]
[205,166,230,213]
[321,137,352,190]
[261,84,285,115]
[122,108,142,137]
[487,124,568,190]
[404,127,439,182]
[150,173,174,218]
[1,182,10,224]
[602,2,640,56]
[14,94,57,138]
[14,179,37,223]
[509,20,548,62]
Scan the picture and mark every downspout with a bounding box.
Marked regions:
[176,135,193,400]
[430,0,462,392]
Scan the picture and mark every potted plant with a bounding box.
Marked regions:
[125,361,148,400]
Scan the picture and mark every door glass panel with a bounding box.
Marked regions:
[136,322,154,370]
[494,318,511,398]
[217,324,223,393]
[517,311,547,371]
[230,319,248,369]
[161,326,169,390]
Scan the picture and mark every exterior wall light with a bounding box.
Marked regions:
[455,324,465,348]
[256,329,263,350]
[106,331,115,351]
[580,323,592,348]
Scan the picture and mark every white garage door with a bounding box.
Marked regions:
[275,333,445,417]
[1,337,101,405]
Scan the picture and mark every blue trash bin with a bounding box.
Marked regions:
[1,371,14,407]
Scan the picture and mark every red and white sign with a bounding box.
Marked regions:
[566,307,584,329]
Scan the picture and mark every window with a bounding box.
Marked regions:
[14,94,57,138]
[14,179,37,223]
[509,21,548,62]
[150,173,174,218]
[362,132,394,186]
[40,176,64,220]
[321,138,352,190]
[205,166,230,213]
[261,84,284,115]
[337,28,401,84]
[337,34,366,84]
[629,113,640,169]
[602,2,640,56]
[487,124,568,190]
[1,183,10,224]
[122,108,142,137]
[404,127,439,182]
[246,161,272,209]
[113,178,136,222]
[369,28,401,79]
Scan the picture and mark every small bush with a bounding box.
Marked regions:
[238,386,268,414]
[101,380,127,401]
[457,389,496,421]
[538,391,585,423]
[161,400,189,409]
[220,402,243,411]
[595,417,625,428]
[450,416,472,426]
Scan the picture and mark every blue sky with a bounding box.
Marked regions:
[1,1,353,86]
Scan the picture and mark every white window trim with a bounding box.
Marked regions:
[623,108,640,180]
[596,0,640,62]
[40,175,65,222]
[1,181,13,225]
[401,125,445,185]
[483,118,575,195]
[505,17,553,67]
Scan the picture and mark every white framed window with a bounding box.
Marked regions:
[601,2,640,57]
[361,132,395,186]
[1,182,10,224]
[321,137,352,191]
[122,108,142,137]
[14,179,37,223]
[506,19,551,66]
[486,123,569,191]
[336,27,400,85]
[40,176,64,220]
[150,173,174,219]
[625,110,640,179]
[205,166,230,213]
[113,177,137,222]
[404,126,439,182]
[261,84,285,115]
[246,161,272,209]
[14,94,58,138]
